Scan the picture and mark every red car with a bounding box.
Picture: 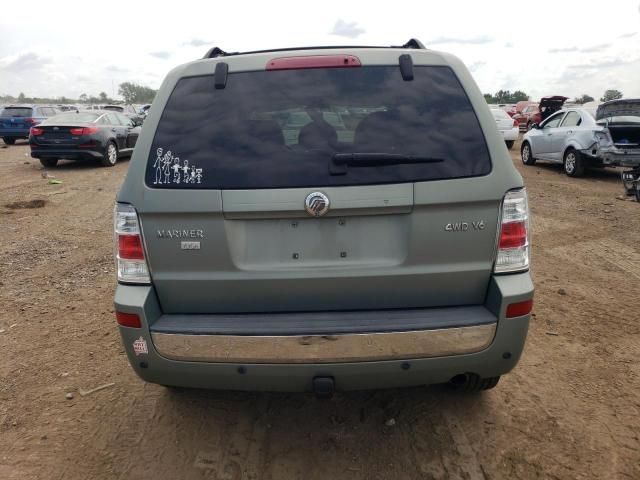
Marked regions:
[511,102,538,130]
[512,96,568,131]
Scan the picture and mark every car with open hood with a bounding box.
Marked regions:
[520,99,640,177]
[530,96,568,127]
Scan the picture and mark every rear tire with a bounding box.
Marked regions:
[450,374,500,393]
[505,140,515,150]
[2,137,16,145]
[101,142,118,167]
[521,141,536,165]
[635,185,640,203]
[563,148,585,177]
[39,158,58,168]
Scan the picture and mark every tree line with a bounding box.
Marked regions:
[483,89,624,105]
[0,82,157,105]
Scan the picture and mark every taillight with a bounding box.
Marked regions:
[114,203,150,284]
[513,118,519,127]
[70,126,99,135]
[30,127,44,136]
[25,118,37,125]
[494,189,530,273]
[266,55,361,71]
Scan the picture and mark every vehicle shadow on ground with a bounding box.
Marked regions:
[526,162,623,183]
[113,384,496,479]
[45,157,131,171]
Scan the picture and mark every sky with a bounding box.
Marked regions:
[1,0,639,101]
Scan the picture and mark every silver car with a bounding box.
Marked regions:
[521,99,640,177]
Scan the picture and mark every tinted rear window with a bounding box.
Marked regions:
[46,113,100,123]
[147,66,491,189]
[1,107,33,117]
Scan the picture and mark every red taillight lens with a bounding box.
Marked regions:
[499,221,527,249]
[70,126,98,135]
[513,118,519,127]
[30,127,44,136]
[114,204,150,284]
[266,55,361,71]
[116,311,142,328]
[495,189,530,273]
[506,299,533,318]
[118,234,145,260]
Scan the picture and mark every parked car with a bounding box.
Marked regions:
[520,100,640,177]
[490,107,519,149]
[113,39,534,395]
[509,100,533,116]
[103,104,144,124]
[29,110,141,167]
[511,101,536,128]
[513,97,568,131]
[0,105,59,145]
[531,96,568,127]
[57,105,80,112]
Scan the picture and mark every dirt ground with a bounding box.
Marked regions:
[1,139,639,480]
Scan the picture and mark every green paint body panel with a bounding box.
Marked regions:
[115,45,533,390]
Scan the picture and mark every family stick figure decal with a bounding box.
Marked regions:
[153,148,203,185]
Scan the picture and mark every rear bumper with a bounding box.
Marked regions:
[115,273,533,391]
[151,322,496,363]
[30,147,104,160]
[585,146,640,167]
[501,128,519,142]
[0,129,29,138]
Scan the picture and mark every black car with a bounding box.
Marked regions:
[29,111,141,167]
[102,104,145,125]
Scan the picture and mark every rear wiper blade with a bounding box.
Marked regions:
[330,153,444,175]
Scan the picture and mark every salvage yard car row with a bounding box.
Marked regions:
[520,99,640,200]
[0,104,145,168]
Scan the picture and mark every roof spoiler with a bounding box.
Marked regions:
[202,39,426,59]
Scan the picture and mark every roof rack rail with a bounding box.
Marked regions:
[401,38,425,49]
[202,39,425,59]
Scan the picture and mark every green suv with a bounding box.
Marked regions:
[113,39,533,394]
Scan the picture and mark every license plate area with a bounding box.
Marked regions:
[225,215,409,270]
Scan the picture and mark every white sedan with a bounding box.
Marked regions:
[490,107,519,149]
[520,100,640,177]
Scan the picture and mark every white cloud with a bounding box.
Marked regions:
[183,38,214,47]
[330,19,365,39]
[149,51,171,59]
[0,0,638,100]
[428,35,493,45]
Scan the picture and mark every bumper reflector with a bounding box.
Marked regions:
[506,299,533,318]
[116,311,142,328]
